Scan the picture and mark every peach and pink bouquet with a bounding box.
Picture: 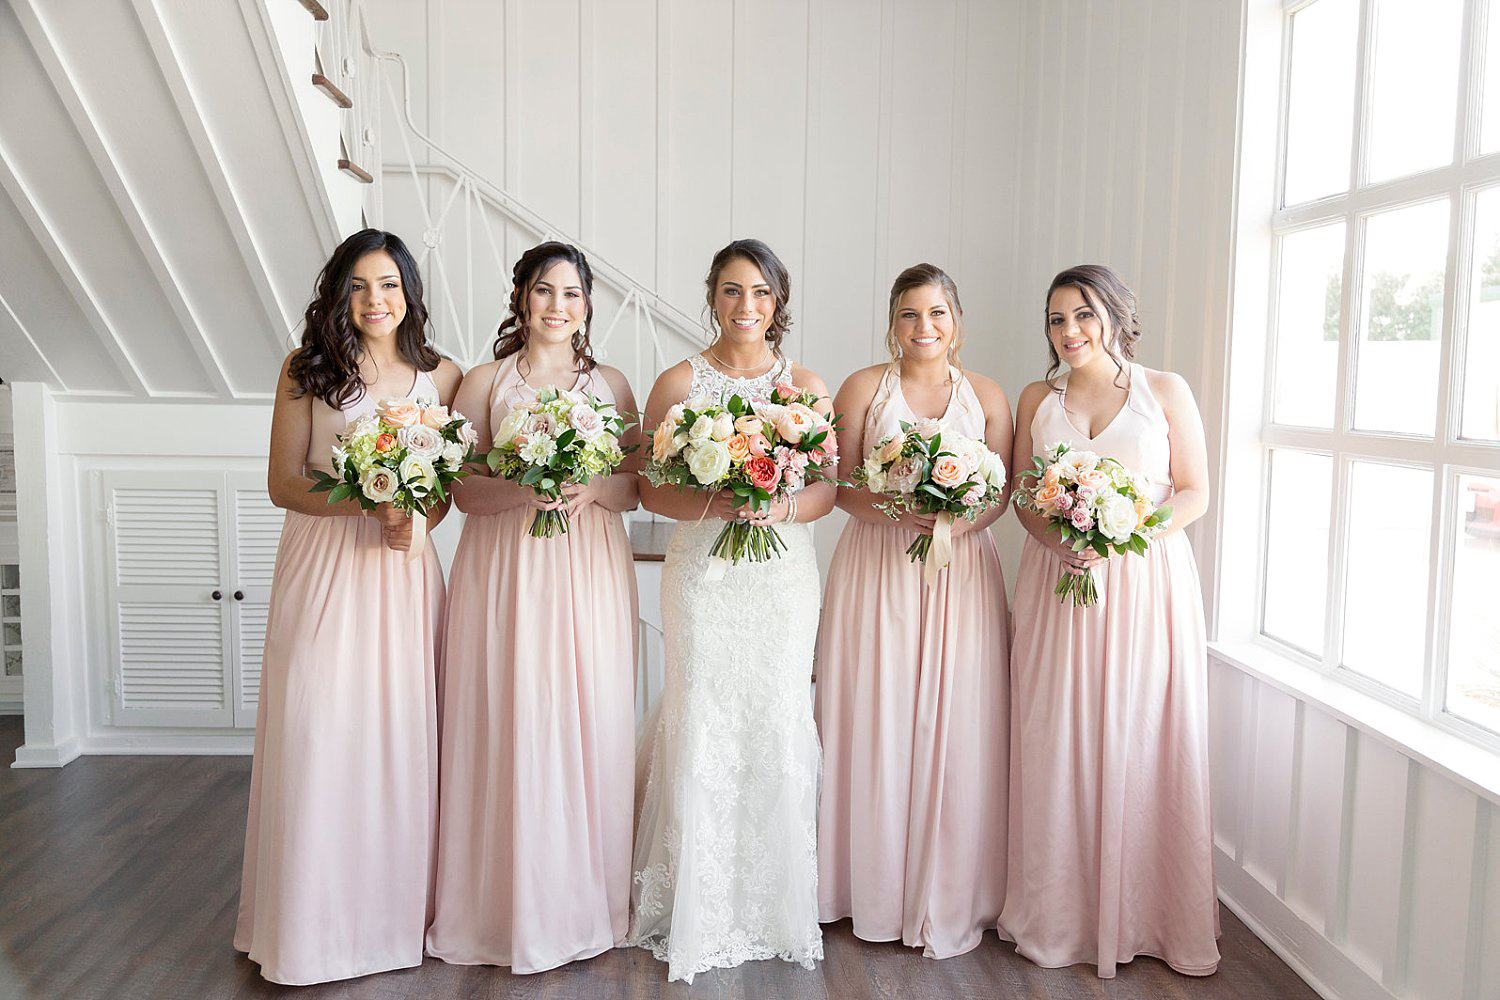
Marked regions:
[485,385,631,539]
[854,419,1007,583]
[645,380,842,569]
[310,397,477,560]
[1011,441,1171,607]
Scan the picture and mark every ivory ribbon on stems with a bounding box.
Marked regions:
[924,511,955,587]
[697,492,728,582]
[403,507,428,564]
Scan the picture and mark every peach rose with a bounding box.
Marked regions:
[419,404,451,429]
[931,455,968,489]
[877,435,904,464]
[376,398,420,427]
[773,403,819,444]
[375,432,396,453]
[1033,482,1063,511]
[734,414,764,436]
[651,421,677,463]
[1042,464,1062,487]
[726,433,753,463]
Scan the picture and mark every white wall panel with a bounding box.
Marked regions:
[1285,705,1348,931]
[1244,682,1297,894]
[586,0,658,284]
[1343,735,1408,983]
[1404,770,1475,1000]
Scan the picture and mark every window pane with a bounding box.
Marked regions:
[1463,187,1500,441]
[1284,0,1358,205]
[4,650,18,677]
[0,565,17,590]
[1263,449,1334,653]
[1448,473,1500,733]
[1273,224,1345,427]
[1483,0,1500,154]
[1354,201,1447,435]
[1366,0,1462,183]
[1341,461,1432,697]
[2,595,18,618]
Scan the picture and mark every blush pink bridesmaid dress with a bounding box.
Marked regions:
[999,362,1220,977]
[234,369,446,986]
[424,355,637,973]
[814,365,1011,958]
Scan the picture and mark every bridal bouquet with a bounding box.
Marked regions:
[486,386,630,538]
[1011,441,1172,607]
[645,380,840,572]
[310,397,477,560]
[854,419,1007,583]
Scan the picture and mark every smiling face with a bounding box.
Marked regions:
[891,283,957,362]
[1046,283,1111,370]
[524,258,587,347]
[711,255,777,345]
[348,250,407,341]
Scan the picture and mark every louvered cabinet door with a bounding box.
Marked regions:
[227,474,284,728]
[102,471,233,727]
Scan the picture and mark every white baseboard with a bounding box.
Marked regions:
[11,736,82,768]
[1215,848,1396,1000]
[0,700,21,716]
[80,732,254,755]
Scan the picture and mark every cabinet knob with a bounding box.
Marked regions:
[211,590,222,601]
[233,591,244,601]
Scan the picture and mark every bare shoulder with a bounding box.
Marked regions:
[837,363,888,396]
[1142,367,1196,406]
[789,362,830,398]
[1016,378,1054,414]
[593,363,635,400]
[961,369,1011,406]
[646,359,695,412]
[433,357,464,391]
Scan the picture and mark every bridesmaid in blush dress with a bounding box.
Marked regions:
[999,264,1220,978]
[235,229,463,985]
[815,263,1014,958]
[425,242,640,973]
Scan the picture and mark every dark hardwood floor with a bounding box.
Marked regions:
[0,716,1318,999]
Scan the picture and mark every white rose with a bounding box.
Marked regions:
[1059,449,1100,477]
[665,402,687,426]
[440,441,466,469]
[456,417,479,450]
[520,434,557,465]
[978,450,1006,490]
[525,411,559,438]
[398,422,444,460]
[567,403,605,442]
[862,457,888,495]
[345,413,379,443]
[711,412,735,441]
[493,407,529,448]
[398,454,436,494]
[360,465,398,503]
[1095,492,1137,542]
[688,414,717,442]
[685,440,731,485]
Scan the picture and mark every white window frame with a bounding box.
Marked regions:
[1218,0,1500,760]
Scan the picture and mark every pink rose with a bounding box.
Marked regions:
[912,418,942,438]
[1054,491,1074,513]
[746,432,771,458]
[786,450,811,472]
[886,455,924,494]
[931,455,968,489]
[774,379,798,398]
[376,398,420,427]
[746,455,779,491]
[524,411,558,437]
[1070,508,1094,531]
[567,403,605,442]
[962,485,984,507]
[1075,468,1111,492]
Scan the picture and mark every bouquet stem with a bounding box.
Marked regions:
[529,508,570,538]
[709,521,786,564]
[1054,565,1101,607]
[905,534,933,563]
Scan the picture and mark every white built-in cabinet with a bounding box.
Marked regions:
[100,470,282,729]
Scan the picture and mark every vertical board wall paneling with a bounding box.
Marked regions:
[1285,703,1349,932]
[1404,764,1477,1000]
[729,0,808,363]
[515,0,581,238]
[587,0,657,286]
[1244,681,1296,894]
[1343,733,1409,982]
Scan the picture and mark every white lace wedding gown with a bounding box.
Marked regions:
[629,354,825,983]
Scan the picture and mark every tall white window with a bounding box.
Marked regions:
[1261,0,1500,743]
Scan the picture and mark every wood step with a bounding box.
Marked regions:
[629,519,672,562]
[311,73,352,109]
[337,159,374,184]
[297,0,329,20]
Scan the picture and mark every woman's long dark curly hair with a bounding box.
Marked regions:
[491,241,598,372]
[287,229,440,408]
[1043,263,1140,392]
[704,239,793,357]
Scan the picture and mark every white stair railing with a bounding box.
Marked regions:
[320,23,709,396]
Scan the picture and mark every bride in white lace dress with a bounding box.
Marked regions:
[630,240,836,983]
